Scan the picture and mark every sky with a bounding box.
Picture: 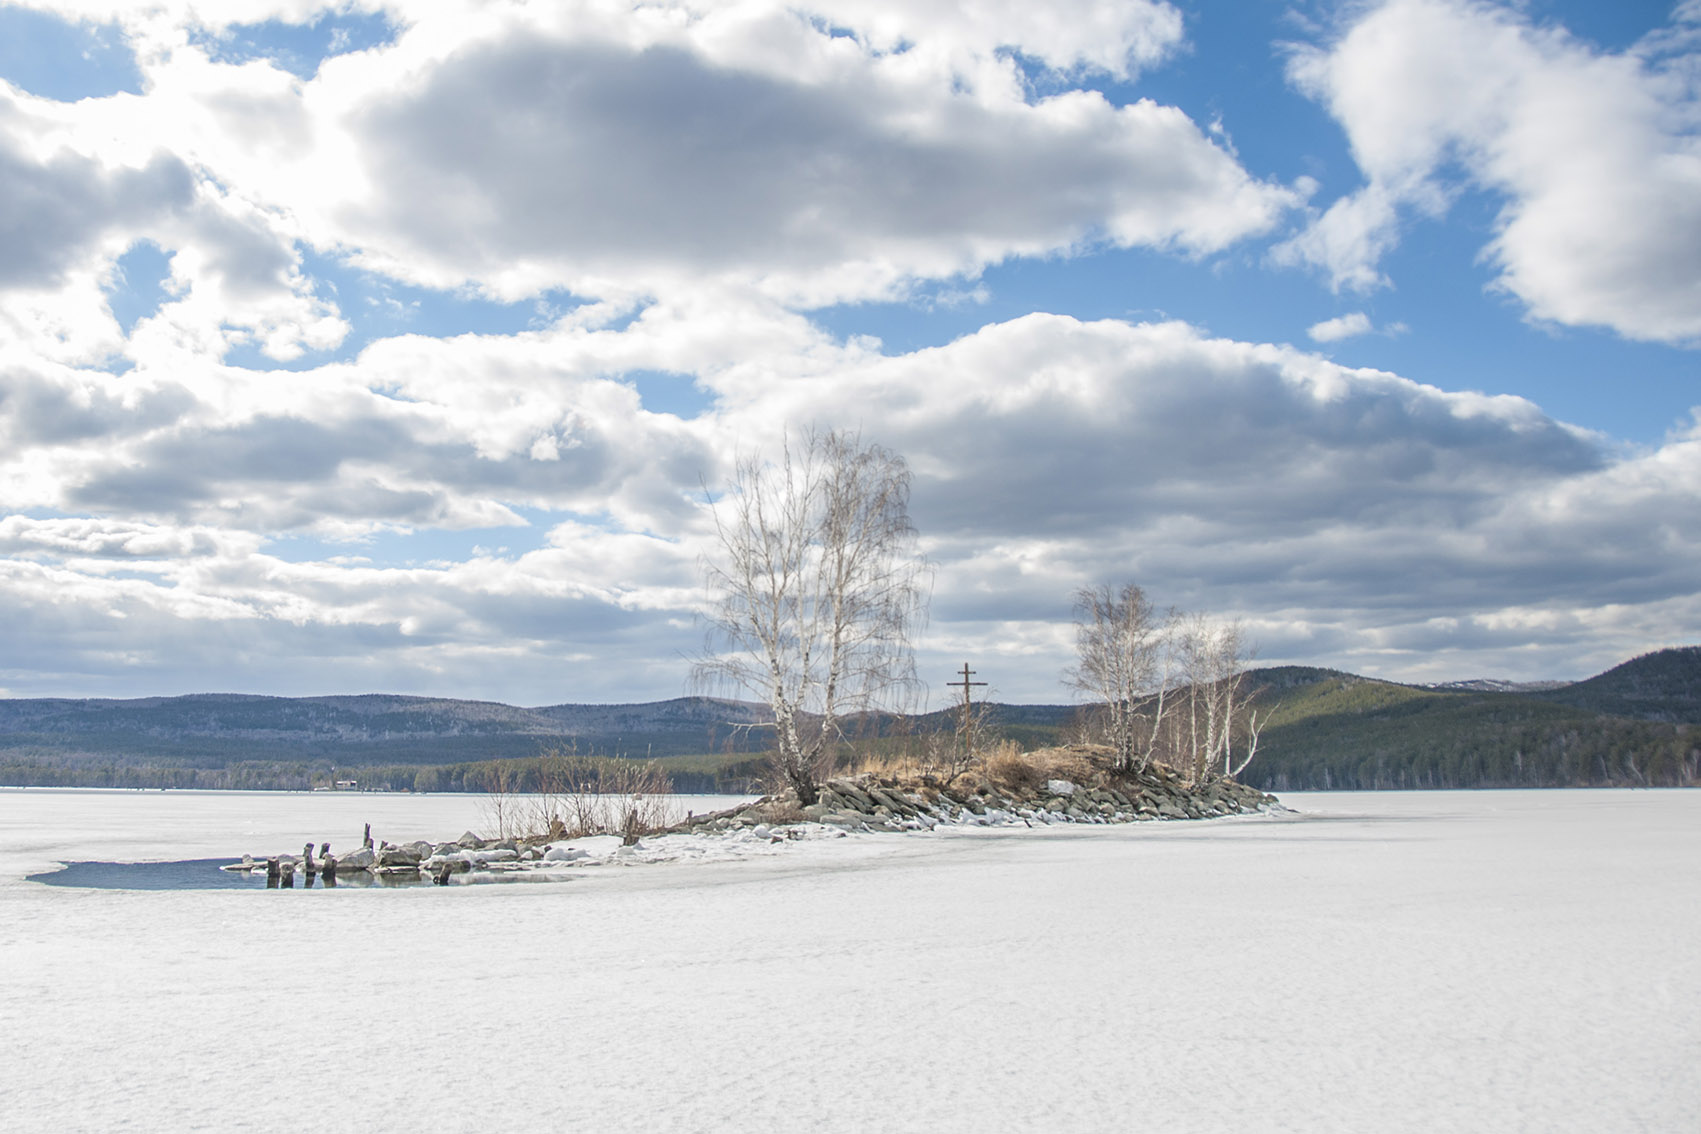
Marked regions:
[0,0,1697,707]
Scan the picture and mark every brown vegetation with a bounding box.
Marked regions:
[481,748,678,843]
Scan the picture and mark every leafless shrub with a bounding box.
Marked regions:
[478,761,531,841]
[602,760,677,841]
[483,749,678,842]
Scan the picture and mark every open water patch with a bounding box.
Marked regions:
[32,859,276,890]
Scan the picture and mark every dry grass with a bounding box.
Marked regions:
[752,800,808,825]
[847,750,933,781]
[983,744,1103,794]
[843,740,1112,799]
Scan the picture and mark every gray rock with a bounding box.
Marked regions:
[834,783,877,811]
[337,846,376,870]
[378,845,420,867]
[867,787,916,815]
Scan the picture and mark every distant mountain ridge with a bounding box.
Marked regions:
[0,693,778,763]
[1,647,1695,790]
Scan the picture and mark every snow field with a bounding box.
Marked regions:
[1,788,1697,1132]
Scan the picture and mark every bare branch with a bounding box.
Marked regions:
[693,428,930,805]
[1064,584,1174,772]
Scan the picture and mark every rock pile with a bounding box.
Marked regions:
[678,757,1280,834]
[225,752,1281,886]
[225,830,573,886]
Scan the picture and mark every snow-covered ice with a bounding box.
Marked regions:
[2,787,1697,1132]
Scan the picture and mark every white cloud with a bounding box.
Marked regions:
[0,0,1695,702]
[0,80,349,365]
[10,1,1277,309]
[298,8,1287,305]
[7,305,1698,699]
[0,0,1293,365]
[1280,0,1701,343]
[1308,312,1373,342]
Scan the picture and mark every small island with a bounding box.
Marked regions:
[224,743,1281,887]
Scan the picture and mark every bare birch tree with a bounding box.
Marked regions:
[1173,614,1267,783]
[1068,588,1272,782]
[1064,584,1174,772]
[694,429,929,806]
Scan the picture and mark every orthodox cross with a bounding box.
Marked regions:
[949,662,987,755]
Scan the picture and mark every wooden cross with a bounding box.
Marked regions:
[949,663,987,754]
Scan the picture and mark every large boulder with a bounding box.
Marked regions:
[377,845,420,867]
[337,846,377,870]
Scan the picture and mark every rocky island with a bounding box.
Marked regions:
[224,746,1282,887]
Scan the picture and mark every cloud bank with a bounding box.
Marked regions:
[0,0,1695,703]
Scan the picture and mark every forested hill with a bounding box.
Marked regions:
[0,647,1696,790]
[1532,646,1701,722]
[1240,648,1700,791]
[0,694,776,765]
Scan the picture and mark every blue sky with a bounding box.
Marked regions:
[0,0,1697,704]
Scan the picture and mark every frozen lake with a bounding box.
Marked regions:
[2,788,1696,1132]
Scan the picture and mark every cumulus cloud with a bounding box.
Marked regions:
[0,0,1694,701]
[10,304,1698,698]
[0,121,192,292]
[0,79,348,364]
[306,10,1290,304]
[1,309,731,537]
[1280,0,1701,343]
[1307,312,1373,342]
[0,1,1292,357]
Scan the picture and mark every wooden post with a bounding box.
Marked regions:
[362,823,373,849]
[948,663,988,759]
